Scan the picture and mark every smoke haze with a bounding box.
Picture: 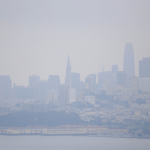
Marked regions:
[0,0,150,85]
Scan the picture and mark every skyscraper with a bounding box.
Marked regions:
[47,90,58,103]
[116,71,127,87]
[48,75,60,94]
[88,74,96,93]
[98,71,112,89]
[139,58,150,78]
[71,72,80,93]
[85,76,94,92]
[65,56,71,88]
[139,78,150,92]
[29,75,40,99]
[111,64,118,74]
[111,64,119,86]
[123,43,135,78]
[98,71,107,90]
[59,85,69,103]
[68,88,76,104]
[37,80,48,101]
[128,76,138,95]
[12,85,33,99]
[0,75,11,100]
[29,75,40,87]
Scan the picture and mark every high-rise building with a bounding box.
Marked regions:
[139,78,150,92]
[68,88,76,104]
[116,71,127,87]
[88,74,96,92]
[48,75,60,94]
[71,72,80,93]
[59,85,69,104]
[28,75,40,99]
[0,75,11,100]
[128,76,139,95]
[29,75,40,87]
[12,85,33,99]
[65,56,71,88]
[37,80,48,101]
[123,43,135,78]
[47,90,58,103]
[29,75,40,99]
[98,71,107,90]
[85,76,94,92]
[111,64,119,74]
[80,81,85,91]
[84,95,95,105]
[111,64,119,86]
[139,58,150,78]
[98,71,112,89]
[106,83,114,95]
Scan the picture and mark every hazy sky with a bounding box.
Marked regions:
[0,0,150,86]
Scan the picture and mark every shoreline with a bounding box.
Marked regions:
[0,133,150,139]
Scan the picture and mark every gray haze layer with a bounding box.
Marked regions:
[0,0,150,86]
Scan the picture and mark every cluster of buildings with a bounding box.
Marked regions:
[1,126,128,137]
[0,43,150,110]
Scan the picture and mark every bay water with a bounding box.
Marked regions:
[0,135,150,150]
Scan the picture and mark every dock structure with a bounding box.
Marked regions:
[0,126,128,136]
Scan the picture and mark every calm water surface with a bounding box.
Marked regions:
[0,135,150,150]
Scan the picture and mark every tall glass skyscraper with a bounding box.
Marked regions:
[123,43,135,78]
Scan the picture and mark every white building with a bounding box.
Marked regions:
[139,78,150,92]
[84,95,95,105]
[47,90,57,103]
[68,88,76,104]
[128,76,138,95]
[85,76,93,92]
[106,83,114,95]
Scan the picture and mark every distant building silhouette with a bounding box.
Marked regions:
[48,75,60,94]
[111,64,118,74]
[65,56,71,88]
[84,95,95,105]
[0,75,11,100]
[139,58,150,78]
[116,71,127,87]
[59,85,68,103]
[12,85,33,99]
[111,64,118,86]
[85,76,94,92]
[88,74,96,93]
[80,81,85,91]
[68,88,76,104]
[47,90,58,103]
[128,76,138,95]
[98,71,107,90]
[71,72,80,93]
[123,43,135,78]
[98,71,112,90]
[139,78,150,92]
[37,80,48,101]
[29,75,40,87]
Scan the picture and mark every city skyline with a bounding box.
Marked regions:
[1,1,150,149]
[1,53,150,87]
[0,0,150,86]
